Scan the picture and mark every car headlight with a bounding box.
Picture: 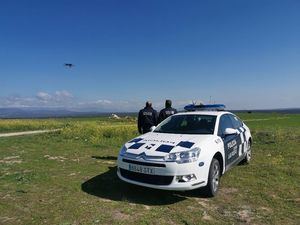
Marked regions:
[119,145,127,156]
[164,147,201,164]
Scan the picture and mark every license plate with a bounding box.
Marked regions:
[128,164,155,175]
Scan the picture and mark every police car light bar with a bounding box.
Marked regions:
[184,104,226,111]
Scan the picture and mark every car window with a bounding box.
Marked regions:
[237,117,243,127]
[228,114,243,129]
[154,114,217,134]
[218,114,234,136]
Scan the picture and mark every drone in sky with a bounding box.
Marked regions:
[64,63,75,68]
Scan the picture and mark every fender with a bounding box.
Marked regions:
[198,135,225,176]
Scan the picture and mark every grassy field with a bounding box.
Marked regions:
[0,113,299,225]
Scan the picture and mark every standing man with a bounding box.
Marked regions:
[138,101,158,134]
[158,99,177,123]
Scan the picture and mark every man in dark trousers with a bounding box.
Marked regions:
[138,101,158,134]
[158,99,177,123]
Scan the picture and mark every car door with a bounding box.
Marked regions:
[228,114,247,158]
[218,114,240,169]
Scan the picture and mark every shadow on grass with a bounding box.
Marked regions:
[81,166,209,205]
[91,156,117,160]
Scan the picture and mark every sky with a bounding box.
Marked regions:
[0,0,299,111]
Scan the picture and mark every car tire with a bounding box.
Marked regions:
[241,140,251,164]
[204,158,220,197]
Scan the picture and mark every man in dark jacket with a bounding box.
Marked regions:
[138,101,158,134]
[158,99,177,123]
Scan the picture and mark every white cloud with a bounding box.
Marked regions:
[35,90,74,104]
[95,99,112,104]
[36,92,52,101]
[0,91,75,108]
[0,92,194,112]
[53,90,73,103]
[0,95,36,108]
[55,90,73,98]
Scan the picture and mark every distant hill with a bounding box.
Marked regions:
[232,108,300,114]
[0,107,299,119]
[0,108,137,119]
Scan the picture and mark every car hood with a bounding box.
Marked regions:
[124,132,212,157]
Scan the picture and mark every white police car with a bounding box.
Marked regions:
[117,104,252,196]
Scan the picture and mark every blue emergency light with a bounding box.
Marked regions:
[184,104,226,111]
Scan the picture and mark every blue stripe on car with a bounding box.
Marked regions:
[241,142,244,153]
[177,141,194,148]
[242,130,246,142]
[128,138,143,143]
[129,143,145,149]
[156,144,174,153]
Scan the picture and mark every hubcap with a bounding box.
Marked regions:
[212,164,219,192]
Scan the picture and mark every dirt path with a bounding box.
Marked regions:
[0,129,61,138]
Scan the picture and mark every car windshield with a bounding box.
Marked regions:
[154,114,217,134]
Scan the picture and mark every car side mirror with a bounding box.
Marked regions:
[150,126,156,132]
[224,128,237,136]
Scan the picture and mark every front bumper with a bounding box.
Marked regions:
[117,156,209,191]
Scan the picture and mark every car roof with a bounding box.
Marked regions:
[175,111,233,117]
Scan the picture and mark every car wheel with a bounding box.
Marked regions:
[241,140,251,164]
[204,158,220,197]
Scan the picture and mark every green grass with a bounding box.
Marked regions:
[0,119,65,133]
[0,117,136,133]
[0,113,299,224]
